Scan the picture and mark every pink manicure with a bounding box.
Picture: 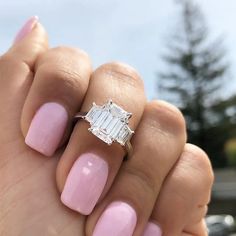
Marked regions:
[14,16,39,43]
[25,102,68,156]
[93,202,137,236]
[61,153,108,215]
[143,222,162,236]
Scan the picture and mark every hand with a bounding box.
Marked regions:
[0,17,214,236]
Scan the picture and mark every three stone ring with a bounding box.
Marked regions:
[74,100,134,159]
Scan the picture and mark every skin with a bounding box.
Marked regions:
[0,20,214,235]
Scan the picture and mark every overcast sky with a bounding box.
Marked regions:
[0,0,236,99]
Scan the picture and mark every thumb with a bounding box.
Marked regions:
[7,16,48,69]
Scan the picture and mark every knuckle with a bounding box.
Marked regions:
[94,62,144,90]
[36,46,91,72]
[184,144,214,186]
[169,145,214,205]
[123,164,158,197]
[39,63,79,83]
[37,63,87,97]
[0,54,30,78]
[51,46,90,60]
[145,100,186,136]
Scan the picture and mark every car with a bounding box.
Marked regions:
[206,215,236,236]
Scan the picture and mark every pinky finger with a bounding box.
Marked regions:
[182,219,208,236]
[143,144,214,236]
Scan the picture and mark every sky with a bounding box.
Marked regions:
[0,0,236,99]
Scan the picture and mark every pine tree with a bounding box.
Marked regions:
[158,0,230,167]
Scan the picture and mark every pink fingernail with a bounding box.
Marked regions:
[25,102,68,156]
[61,153,108,215]
[14,16,39,43]
[93,202,137,236]
[143,222,162,236]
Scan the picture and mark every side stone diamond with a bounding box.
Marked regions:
[117,126,133,146]
[86,104,101,123]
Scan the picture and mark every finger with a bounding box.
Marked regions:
[0,17,48,138]
[182,220,208,236]
[86,101,186,236]
[58,62,146,215]
[22,47,92,156]
[6,16,48,69]
[144,144,214,236]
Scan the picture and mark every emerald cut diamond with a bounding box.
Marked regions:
[84,100,134,146]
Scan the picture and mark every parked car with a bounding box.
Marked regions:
[206,215,236,236]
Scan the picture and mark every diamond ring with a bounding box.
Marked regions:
[74,100,134,159]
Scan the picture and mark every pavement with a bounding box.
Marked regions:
[212,168,236,200]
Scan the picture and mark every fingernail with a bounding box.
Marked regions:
[93,202,137,236]
[61,153,108,215]
[25,102,68,156]
[14,16,39,43]
[143,222,162,236]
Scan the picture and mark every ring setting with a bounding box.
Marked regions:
[74,100,134,157]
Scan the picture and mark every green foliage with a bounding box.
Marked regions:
[225,139,236,167]
[158,0,234,168]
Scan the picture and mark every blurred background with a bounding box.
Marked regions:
[1,0,236,234]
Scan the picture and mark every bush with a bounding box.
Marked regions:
[225,139,236,167]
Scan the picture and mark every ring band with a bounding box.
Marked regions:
[74,100,134,159]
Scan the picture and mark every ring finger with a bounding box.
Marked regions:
[58,62,146,215]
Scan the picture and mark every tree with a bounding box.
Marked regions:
[158,0,231,167]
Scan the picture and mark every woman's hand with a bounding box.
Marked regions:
[0,17,86,235]
[0,17,214,236]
